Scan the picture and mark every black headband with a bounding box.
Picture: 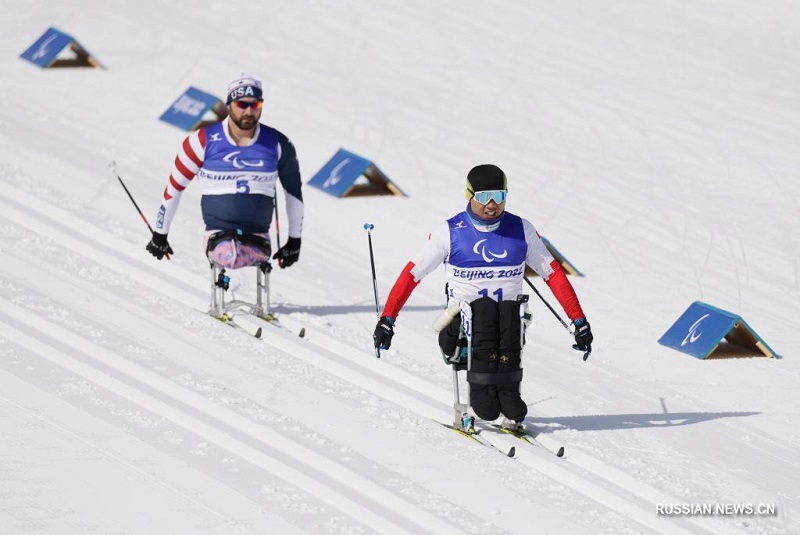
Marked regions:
[227,85,263,104]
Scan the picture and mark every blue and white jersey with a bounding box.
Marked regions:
[407,209,557,304]
[198,121,280,197]
[445,211,527,302]
[155,117,304,236]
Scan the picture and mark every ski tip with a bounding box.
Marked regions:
[298,327,306,338]
[557,446,565,457]
[507,446,516,458]
[254,327,263,339]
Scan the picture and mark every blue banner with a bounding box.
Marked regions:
[658,302,736,358]
[20,27,73,68]
[658,301,777,359]
[307,148,372,197]
[159,87,222,131]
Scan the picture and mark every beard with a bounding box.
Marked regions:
[231,113,258,131]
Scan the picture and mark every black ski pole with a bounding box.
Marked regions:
[273,200,282,267]
[523,275,590,361]
[524,275,568,329]
[364,223,381,358]
[274,203,281,248]
[109,161,170,260]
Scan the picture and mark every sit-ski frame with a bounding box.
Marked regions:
[209,261,273,320]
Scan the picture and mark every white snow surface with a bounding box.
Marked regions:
[1,1,799,534]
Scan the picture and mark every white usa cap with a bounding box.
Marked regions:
[226,73,263,104]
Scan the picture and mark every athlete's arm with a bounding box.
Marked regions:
[381,222,449,319]
[276,131,303,239]
[154,128,206,234]
[522,220,585,322]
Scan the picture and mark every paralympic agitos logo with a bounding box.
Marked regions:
[472,239,508,263]
[223,151,264,169]
[681,314,710,346]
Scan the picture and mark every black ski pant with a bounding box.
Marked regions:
[439,296,527,422]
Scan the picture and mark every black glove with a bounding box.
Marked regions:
[373,316,395,350]
[572,317,593,352]
[146,232,173,260]
[273,237,301,268]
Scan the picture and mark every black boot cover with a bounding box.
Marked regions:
[497,353,527,421]
[497,300,527,421]
[468,297,501,421]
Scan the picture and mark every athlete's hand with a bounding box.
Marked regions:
[572,318,593,352]
[146,232,173,260]
[373,316,395,350]
[273,237,301,268]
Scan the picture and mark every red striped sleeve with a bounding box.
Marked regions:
[173,156,194,181]
[381,262,420,320]
[169,175,186,192]
[183,133,203,167]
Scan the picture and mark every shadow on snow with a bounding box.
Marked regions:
[526,411,759,433]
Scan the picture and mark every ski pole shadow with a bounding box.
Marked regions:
[525,410,760,434]
[270,303,442,316]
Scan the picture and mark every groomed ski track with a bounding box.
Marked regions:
[0,181,750,534]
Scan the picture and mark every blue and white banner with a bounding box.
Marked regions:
[159,87,222,131]
[658,301,777,359]
[20,27,75,68]
[308,148,372,197]
[308,148,405,198]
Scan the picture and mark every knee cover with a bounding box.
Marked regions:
[498,300,523,355]
[438,315,461,357]
[470,297,500,360]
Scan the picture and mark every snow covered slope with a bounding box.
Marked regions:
[1,1,798,533]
